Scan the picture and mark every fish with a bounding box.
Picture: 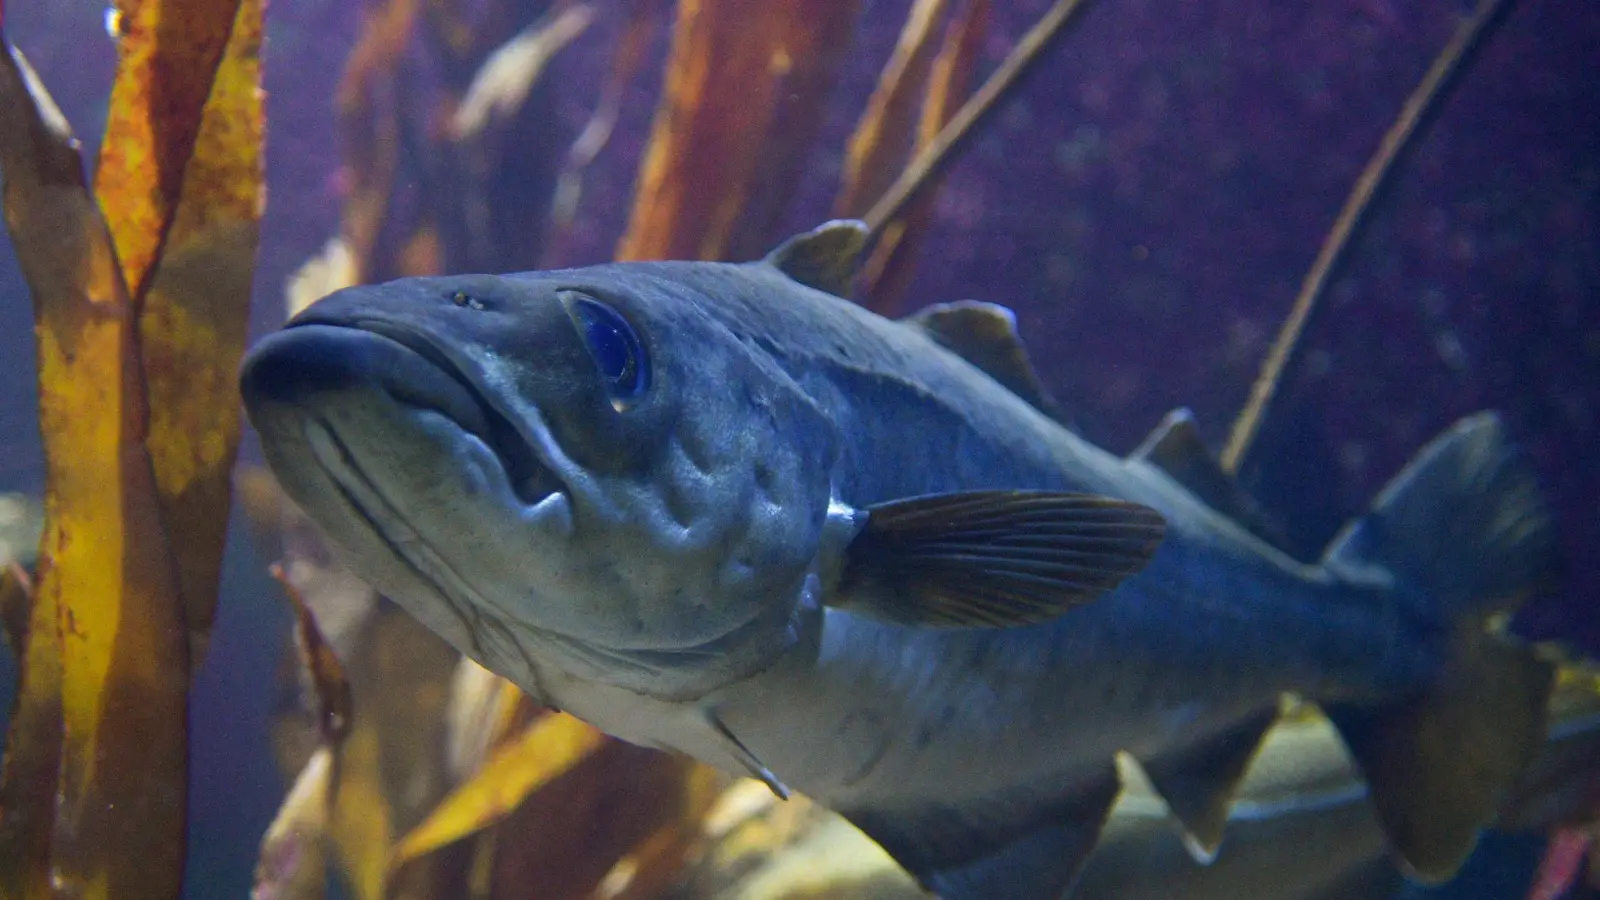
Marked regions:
[681,665,1600,900]
[239,220,1560,900]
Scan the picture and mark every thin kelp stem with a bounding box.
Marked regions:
[1219,0,1515,474]
[861,0,1094,238]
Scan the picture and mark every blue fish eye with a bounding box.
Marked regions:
[566,294,649,406]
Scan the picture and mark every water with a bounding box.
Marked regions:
[0,0,1595,897]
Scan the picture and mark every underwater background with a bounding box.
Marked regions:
[0,0,1595,897]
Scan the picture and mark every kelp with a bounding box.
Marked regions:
[0,0,263,894]
[545,0,665,262]
[334,0,585,283]
[334,0,417,283]
[853,0,989,314]
[858,0,1094,238]
[616,0,862,262]
[834,0,952,223]
[247,470,456,900]
[253,569,354,900]
[97,0,266,667]
[0,33,188,900]
[391,712,609,870]
[834,0,1088,307]
[1218,0,1516,473]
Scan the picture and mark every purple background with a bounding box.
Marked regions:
[0,0,1595,894]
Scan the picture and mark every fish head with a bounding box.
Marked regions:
[240,265,840,699]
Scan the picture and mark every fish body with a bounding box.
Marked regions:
[691,668,1600,900]
[240,222,1558,899]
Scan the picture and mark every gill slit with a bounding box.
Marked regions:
[705,706,791,800]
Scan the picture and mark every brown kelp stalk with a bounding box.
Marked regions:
[834,0,954,223]
[854,0,990,313]
[616,0,864,262]
[0,0,264,896]
[253,568,355,900]
[861,0,1094,240]
[1219,0,1516,473]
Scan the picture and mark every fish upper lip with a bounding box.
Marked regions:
[287,317,562,507]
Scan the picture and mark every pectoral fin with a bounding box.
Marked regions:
[833,490,1166,628]
[1136,708,1277,861]
[841,767,1120,900]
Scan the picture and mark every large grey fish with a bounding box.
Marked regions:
[240,221,1559,899]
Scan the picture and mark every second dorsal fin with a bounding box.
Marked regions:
[762,220,870,297]
[904,301,1063,421]
[1131,409,1290,551]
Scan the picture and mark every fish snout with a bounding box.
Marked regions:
[244,325,488,433]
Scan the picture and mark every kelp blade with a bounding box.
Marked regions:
[0,34,189,900]
[834,0,951,222]
[390,712,608,869]
[860,0,988,313]
[616,0,862,262]
[96,0,266,668]
[254,571,356,900]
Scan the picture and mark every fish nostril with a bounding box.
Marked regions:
[451,290,488,311]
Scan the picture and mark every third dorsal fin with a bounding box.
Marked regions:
[904,301,1063,421]
[1131,409,1291,552]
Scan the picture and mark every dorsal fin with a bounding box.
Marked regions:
[1131,409,1291,551]
[763,219,869,296]
[904,301,1063,420]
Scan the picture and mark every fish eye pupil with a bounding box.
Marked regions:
[568,295,649,403]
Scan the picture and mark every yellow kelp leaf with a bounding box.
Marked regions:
[390,712,607,868]
[285,238,358,319]
[445,659,530,783]
[860,0,988,314]
[616,0,862,262]
[833,0,950,221]
[93,0,241,298]
[113,0,265,668]
[328,722,394,900]
[254,746,336,900]
[0,34,189,900]
[261,492,395,900]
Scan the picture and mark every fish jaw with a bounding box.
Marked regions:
[240,322,580,687]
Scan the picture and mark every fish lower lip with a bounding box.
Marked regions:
[284,320,560,507]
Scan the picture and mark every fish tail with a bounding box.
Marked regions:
[1319,411,1559,882]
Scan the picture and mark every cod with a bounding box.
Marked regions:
[240,221,1559,900]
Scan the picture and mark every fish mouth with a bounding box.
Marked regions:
[281,318,563,508]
